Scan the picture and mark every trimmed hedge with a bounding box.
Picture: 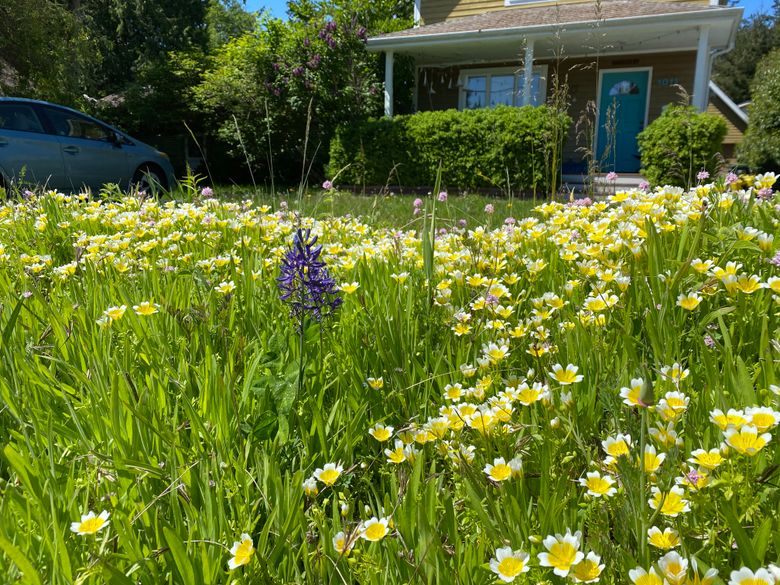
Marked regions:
[637,104,726,188]
[328,105,571,192]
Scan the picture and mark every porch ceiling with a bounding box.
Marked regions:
[367,2,741,65]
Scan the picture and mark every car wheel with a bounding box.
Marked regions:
[131,165,167,194]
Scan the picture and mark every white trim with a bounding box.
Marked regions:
[709,80,748,124]
[457,65,548,110]
[413,0,421,27]
[593,67,653,171]
[384,51,394,117]
[692,24,711,111]
[522,39,535,106]
[367,9,743,51]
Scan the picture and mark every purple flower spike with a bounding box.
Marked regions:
[277,229,342,330]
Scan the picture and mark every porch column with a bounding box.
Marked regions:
[414,0,421,27]
[692,25,711,112]
[384,50,394,117]
[522,39,535,106]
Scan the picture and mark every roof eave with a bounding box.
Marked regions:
[367,7,743,52]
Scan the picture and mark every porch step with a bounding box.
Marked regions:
[561,173,646,197]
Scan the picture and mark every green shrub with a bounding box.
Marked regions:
[328,105,571,193]
[638,104,726,187]
[739,48,780,172]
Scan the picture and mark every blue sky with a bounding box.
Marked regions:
[243,0,772,20]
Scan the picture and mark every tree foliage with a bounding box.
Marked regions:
[196,0,413,184]
[738,48,780,172]
[712,3,780,104]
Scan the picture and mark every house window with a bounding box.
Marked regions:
[460,66,547,110]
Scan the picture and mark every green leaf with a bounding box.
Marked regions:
[0,536,42,585]
[101,563,135,585]
[163,527,196,585]
[2,296,25,344]
[721,500,760,570]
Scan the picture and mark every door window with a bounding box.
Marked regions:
[0,103,45,133]
[41,107,112,142]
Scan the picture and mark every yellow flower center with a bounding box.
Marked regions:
[497,557,526,578]
[78,517,106,534]
[233,539,254,566]
[318,469,340,485]
[387,449,405,464]
[728,431,767,455]
[555,370,577,384]
[586,477,611,495]
[548,542,578,571]
[363,522,387,542]
[371,428,391,441]
[679,296,700,310]
[489,464,512,482]
[635,572,664,585]
[572,559,601,582]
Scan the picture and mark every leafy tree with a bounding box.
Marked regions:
[738,48,780,171]
[196,0,414,184]
[0,0,95,103]
[712,4,780,104]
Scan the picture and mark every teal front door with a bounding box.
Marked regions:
[596,70,650,173]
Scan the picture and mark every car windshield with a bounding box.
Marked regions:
[0,103,45,133]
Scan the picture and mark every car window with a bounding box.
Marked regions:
[41,107,112,142]
[0,103,45,134]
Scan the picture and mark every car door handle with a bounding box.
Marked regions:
[63,146,80,154]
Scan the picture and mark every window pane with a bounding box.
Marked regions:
[490,75,514,107]
[0,104,45,133]
[465,76,486,109]
[42,107,111,141]
[516,72,545,106]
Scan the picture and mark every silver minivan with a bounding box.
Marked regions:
[0,97,176,193]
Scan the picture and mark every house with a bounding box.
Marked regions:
[367,0,743,179]
[707,80,748,165]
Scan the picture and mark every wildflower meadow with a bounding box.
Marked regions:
[1,175,780,585]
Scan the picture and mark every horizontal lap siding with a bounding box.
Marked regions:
[706,101,745,145]
[421,0,715,25]
[418,52,700,169]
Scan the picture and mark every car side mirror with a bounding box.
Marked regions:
[108,131,122,147]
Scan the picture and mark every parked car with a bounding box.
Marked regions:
[0,97,175,193]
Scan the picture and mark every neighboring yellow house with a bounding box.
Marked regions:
[368,0,743,178]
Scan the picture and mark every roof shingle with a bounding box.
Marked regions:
[370,1,724,40]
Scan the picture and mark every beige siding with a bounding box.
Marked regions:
[422,0,716,25]
[418,51,701,170]
[706,101,745,145]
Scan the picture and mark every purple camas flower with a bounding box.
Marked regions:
[413,198,423,208]
[770,251,780,267]
[639,180,650,191]
[606,171,619,182]
[438,191,448,202]
[200,186,214,198]
[697,170,710,182]
[725,172,738,185]
[277,229,342,330]
[704,334,716,349]
[758,187,773,199]
[484,203,494,214]
[322,180,333,190]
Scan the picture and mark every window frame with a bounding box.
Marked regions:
[457,65,548,111]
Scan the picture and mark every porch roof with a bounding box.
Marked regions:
[367,1,742,63]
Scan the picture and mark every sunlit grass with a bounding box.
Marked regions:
[0,174,778,585]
